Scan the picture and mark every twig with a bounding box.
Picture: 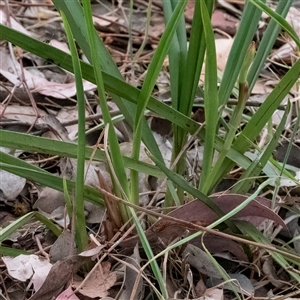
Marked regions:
[35,235,50,261]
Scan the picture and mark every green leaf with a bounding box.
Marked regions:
[81,0,130,226]
[218,0,265,106]
[247,1,293,92]
[0,247,29,257]
[0,212,35,243]
[0,212,61,243]
[131,0,188,205]
[198,1,219,191]
[51,0,164,167]
[248,0,300,49]
[0,130,162,178]
[209,59,300,190]
[233,102,291,193]
[61,9,88,250]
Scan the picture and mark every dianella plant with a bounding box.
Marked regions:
[0,0,300,297]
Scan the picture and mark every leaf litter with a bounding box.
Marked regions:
[0,0,300,299]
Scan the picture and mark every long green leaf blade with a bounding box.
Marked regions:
[0,130,162,177]
[198,1,219,192]
[131,0,188,205]
[61,10,88,251]
[218,1,265,106]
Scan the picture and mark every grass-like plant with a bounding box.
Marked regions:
[1,0,300,297]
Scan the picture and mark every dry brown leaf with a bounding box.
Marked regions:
[200,38,233,82]
[158,194,286,229]
[208,273,254,296]
[285,7,300,36]
[22,0,56,19]
[270,40,298,64]
[0,47,96,99]
[55,107,89,140]
[120,194,285,261]
[97,169,121,230]
[185,0,195,22]
[212,9,239,36]
[64,158,108,224]
[165,274,181,298]
[196,234,248,261]
[215,38,234,71]
[3,254,51,288]
[263,257,286,288]
[182,244,223,278]
[0,169,26,200]
[0,103,46,124]
[117,244,143,300]
[0,8,32,35]
[29,255,87,300]
[73,261,117,298]
[56,286,80,300]
[49,229,76,263]
[79,245,105,258]
[202,287,223,300]
[49,39,71,54]
[93,15,118,27]
[33,188,65,214]
[0,210,16,228]
[269,7,300,64]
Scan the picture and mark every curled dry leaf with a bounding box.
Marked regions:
[55,107,89,140]
[194,234,248,261]
[274,141,300,169]
[165,274,181,298]
[185,0,196,22]
[0,151,24,207]
[79,245,105,258]
[22,0,56,19]
[49,40,71,54]
[200,38,233,82]
[65,158,108,223]
[0,210,16,228]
